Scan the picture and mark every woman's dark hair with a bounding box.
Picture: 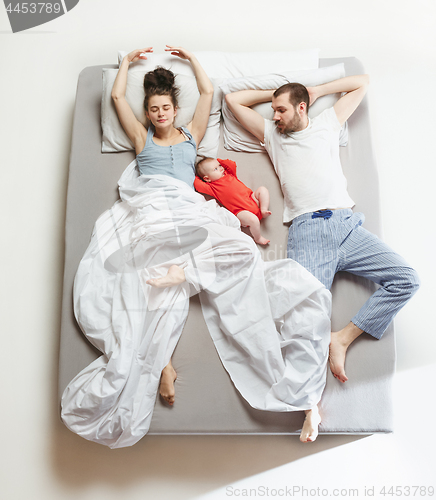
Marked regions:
[143,66,180,111]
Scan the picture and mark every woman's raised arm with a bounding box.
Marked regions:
[111,48,153,154]
[166,46,214,147]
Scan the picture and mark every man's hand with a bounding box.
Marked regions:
[308,75,369,126]
[306,86,319,107]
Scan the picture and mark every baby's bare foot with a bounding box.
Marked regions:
[300,407,321,443]
[146,265,185,288]
[261,210,272,218]
[255,236,270,245]
[159,363,177,406]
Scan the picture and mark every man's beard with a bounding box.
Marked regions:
[275,114,303,135]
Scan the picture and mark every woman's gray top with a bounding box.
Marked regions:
[136,126,197,188]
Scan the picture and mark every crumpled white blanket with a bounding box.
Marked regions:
[61,160,332,448]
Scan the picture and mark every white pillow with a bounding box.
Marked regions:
[118,49,320,78]
[101,69,223,159]
[220,64,349,153]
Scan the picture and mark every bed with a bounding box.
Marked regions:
[58,52,395,442]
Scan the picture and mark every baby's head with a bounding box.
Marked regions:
[196,158,225,183]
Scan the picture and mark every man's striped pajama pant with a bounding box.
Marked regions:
[287,209,420,339]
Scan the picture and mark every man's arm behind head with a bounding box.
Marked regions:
[310,74,370,126]
[225,90,274,142]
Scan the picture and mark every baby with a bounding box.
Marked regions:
[194,157,271,245]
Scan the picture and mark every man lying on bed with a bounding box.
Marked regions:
[225,75,420,383]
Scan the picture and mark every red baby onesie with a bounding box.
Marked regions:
[194,159,262,220]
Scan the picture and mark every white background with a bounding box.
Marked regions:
[1,1,435,499]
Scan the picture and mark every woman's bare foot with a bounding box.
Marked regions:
[329,323,363,383]
[146,265,185,288]
[159,362,177,406]
[261,210,272,218]
[300,407,321,442]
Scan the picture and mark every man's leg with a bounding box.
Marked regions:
[330,221,420,381]
[339,223,420,338]
[287,213,341,290]
[329,323,364,383]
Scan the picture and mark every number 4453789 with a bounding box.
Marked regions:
[5,3,62,14]
[380,485,434,496]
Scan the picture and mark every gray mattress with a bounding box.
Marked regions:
[58,57,395,436]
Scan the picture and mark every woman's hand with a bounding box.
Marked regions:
[125,47,153,64]
[165,45,194,61]
[168,45,213,147]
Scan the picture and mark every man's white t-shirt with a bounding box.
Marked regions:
[262,107,355,223]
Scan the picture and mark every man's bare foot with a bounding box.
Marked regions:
[159,362,177,406]
[329,331,349,383]
[329,323,363,383]
[146,265,185,288]
[261,210,272,218]
[255,236,270,245]
[300,407,321,442]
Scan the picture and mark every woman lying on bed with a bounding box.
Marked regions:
[111,45,214,407]
[60,46,332,448]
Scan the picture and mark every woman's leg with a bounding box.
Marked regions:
[193,224,330,416]
[146,264,186,288]
[142,222,330,439]
[300,405,322,442]
[159,359,177,405]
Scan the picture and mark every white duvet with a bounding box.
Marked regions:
[61,160,332,448]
